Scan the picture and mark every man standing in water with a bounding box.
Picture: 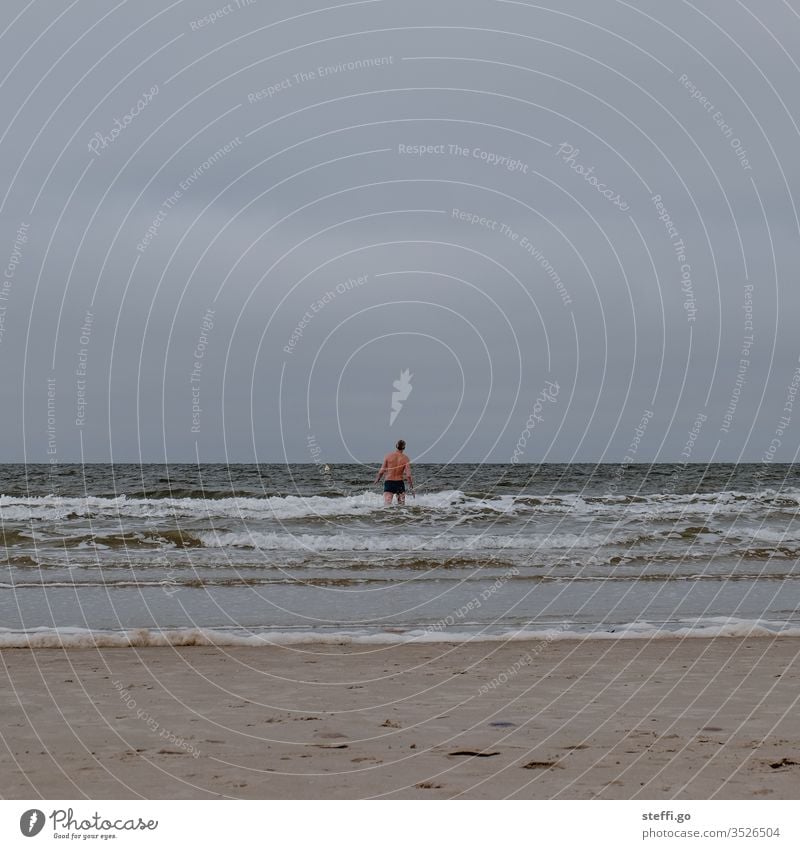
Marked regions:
[375,439,414,505]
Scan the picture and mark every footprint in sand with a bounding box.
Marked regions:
[312,733,349,749]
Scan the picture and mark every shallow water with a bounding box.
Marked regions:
[1,463,799,645]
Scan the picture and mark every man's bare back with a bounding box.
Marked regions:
[382,450,409,480]
[375,440,413,504]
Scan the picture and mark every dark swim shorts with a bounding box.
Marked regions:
[384,479,406,494]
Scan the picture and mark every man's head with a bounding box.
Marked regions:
[396,439,406,451]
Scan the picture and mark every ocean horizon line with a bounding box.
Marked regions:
[0,460,793,467]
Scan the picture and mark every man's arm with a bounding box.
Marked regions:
[375,456,387,483]
[403,458,413,486]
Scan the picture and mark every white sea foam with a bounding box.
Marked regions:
[0,490,513,521]
[2,618,798,648]
[2,487,798,522]
[746,527,796,543]
[196,530,641,551]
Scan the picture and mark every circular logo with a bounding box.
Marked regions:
[19,809,45,837]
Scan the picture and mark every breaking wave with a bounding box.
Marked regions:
[196,530,650,551]
[3,487,800,522]
[2,617,799,648]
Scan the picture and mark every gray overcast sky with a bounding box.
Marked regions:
[1,0,799,463]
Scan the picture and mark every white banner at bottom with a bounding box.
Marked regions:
[1,800,796,848]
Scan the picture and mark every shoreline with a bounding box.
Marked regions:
[2,618,799,648]
[1,637,798,799]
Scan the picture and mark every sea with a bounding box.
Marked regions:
[1,463,799,647]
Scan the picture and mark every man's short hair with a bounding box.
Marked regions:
[396,439,406,451]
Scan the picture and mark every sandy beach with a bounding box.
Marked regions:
[1,637,798,799]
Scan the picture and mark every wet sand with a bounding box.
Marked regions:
[1,637,798,799]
